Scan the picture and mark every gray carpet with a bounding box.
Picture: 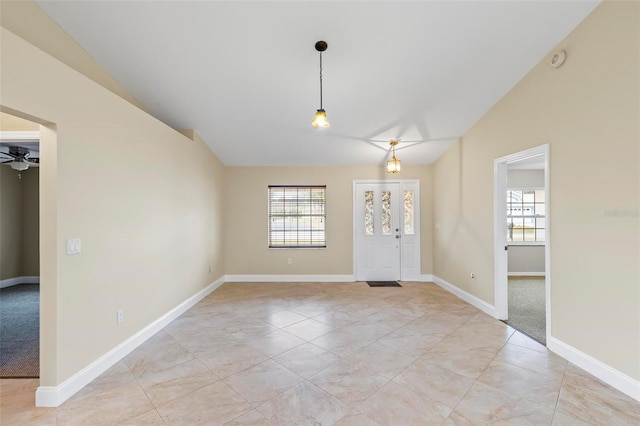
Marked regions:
[507,277,546,345]
[0,284,40,378]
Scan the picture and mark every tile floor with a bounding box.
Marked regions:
[1,281,639,425]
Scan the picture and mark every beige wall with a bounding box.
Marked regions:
[0,166,23,279]
[0,166,38,280]
[1,111,40,131]
[0,111,41,279]
[434,1,639,380]
[508,245,545,275]
[508,169,544,189]
[22,167,39,276]
[0,0,144,111]
[1,28,225,385]
[225,165,433,277]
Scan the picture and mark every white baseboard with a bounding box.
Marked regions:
[35,276,226,407]
[224,274,355,283]
[0,276,40,288]
[432,275,497,318]
[547,336,640,402]
[508,272,545,277]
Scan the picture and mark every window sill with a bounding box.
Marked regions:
[508,242,546,246]
[269,247,327,250]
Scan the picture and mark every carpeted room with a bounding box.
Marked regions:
[0,161,40,379]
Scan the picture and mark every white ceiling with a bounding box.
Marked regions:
[36,1,599,167]
[0,132,40,160]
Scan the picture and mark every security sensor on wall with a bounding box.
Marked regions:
[550,50,566,68]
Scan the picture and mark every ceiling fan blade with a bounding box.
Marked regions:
[0,152,16,161]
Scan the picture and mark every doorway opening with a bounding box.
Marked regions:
[494,144,549,345]
[0,113,41,378]
[353,180,420,282]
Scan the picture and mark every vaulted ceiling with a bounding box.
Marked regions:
[36,1,599,166]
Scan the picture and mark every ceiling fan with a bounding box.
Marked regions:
[0,146,40,171]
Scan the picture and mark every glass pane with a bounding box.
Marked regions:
[536,218,546,229]
[404,191,414,235]
[512,218,524,242]
[285,217,297,231]
[512,228,524,242]
[534,190,545,201]
[535,203,546,216]
[382,191,391,235]
[536,229,546,241]
[524,227,536,241]
[508,190,522,203]
[298,231,311,245]
[522,204,535,216]
[364,191,374,235]
[523,190,535,202]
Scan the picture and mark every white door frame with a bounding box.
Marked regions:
[353,179,421,281]
[494,144,550,343]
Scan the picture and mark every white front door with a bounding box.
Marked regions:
[354,181,420,281]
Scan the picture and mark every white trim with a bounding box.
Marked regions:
[508,272,546,277]
[35,276,226,407]
[494,144,550,340]
[548,336,640,402]
[543,146,551,347]
[224,275,355,283]
[400,180,421,281]
[432,275,496,318]
[494,160,509,320]
[0,276,40,288]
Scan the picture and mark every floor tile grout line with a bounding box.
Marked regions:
[127,353,170,425]
[549,370,569,426]
[25,282,638,424]
[437,317,516,423]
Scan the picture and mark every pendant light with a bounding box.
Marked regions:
[311,41,330,129]
[386,141,401,174]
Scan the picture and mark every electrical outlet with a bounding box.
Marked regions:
[117,309,124,324]
[287,258,292,265]
[470,272,476,280]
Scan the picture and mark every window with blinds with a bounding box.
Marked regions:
[268,186,326,248]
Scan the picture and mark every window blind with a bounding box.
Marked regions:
[268,186,326,248]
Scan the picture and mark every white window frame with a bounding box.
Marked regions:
[507,187,546,246]
[267,185,326,249]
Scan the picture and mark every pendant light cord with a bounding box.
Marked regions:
[319,52,323,110]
